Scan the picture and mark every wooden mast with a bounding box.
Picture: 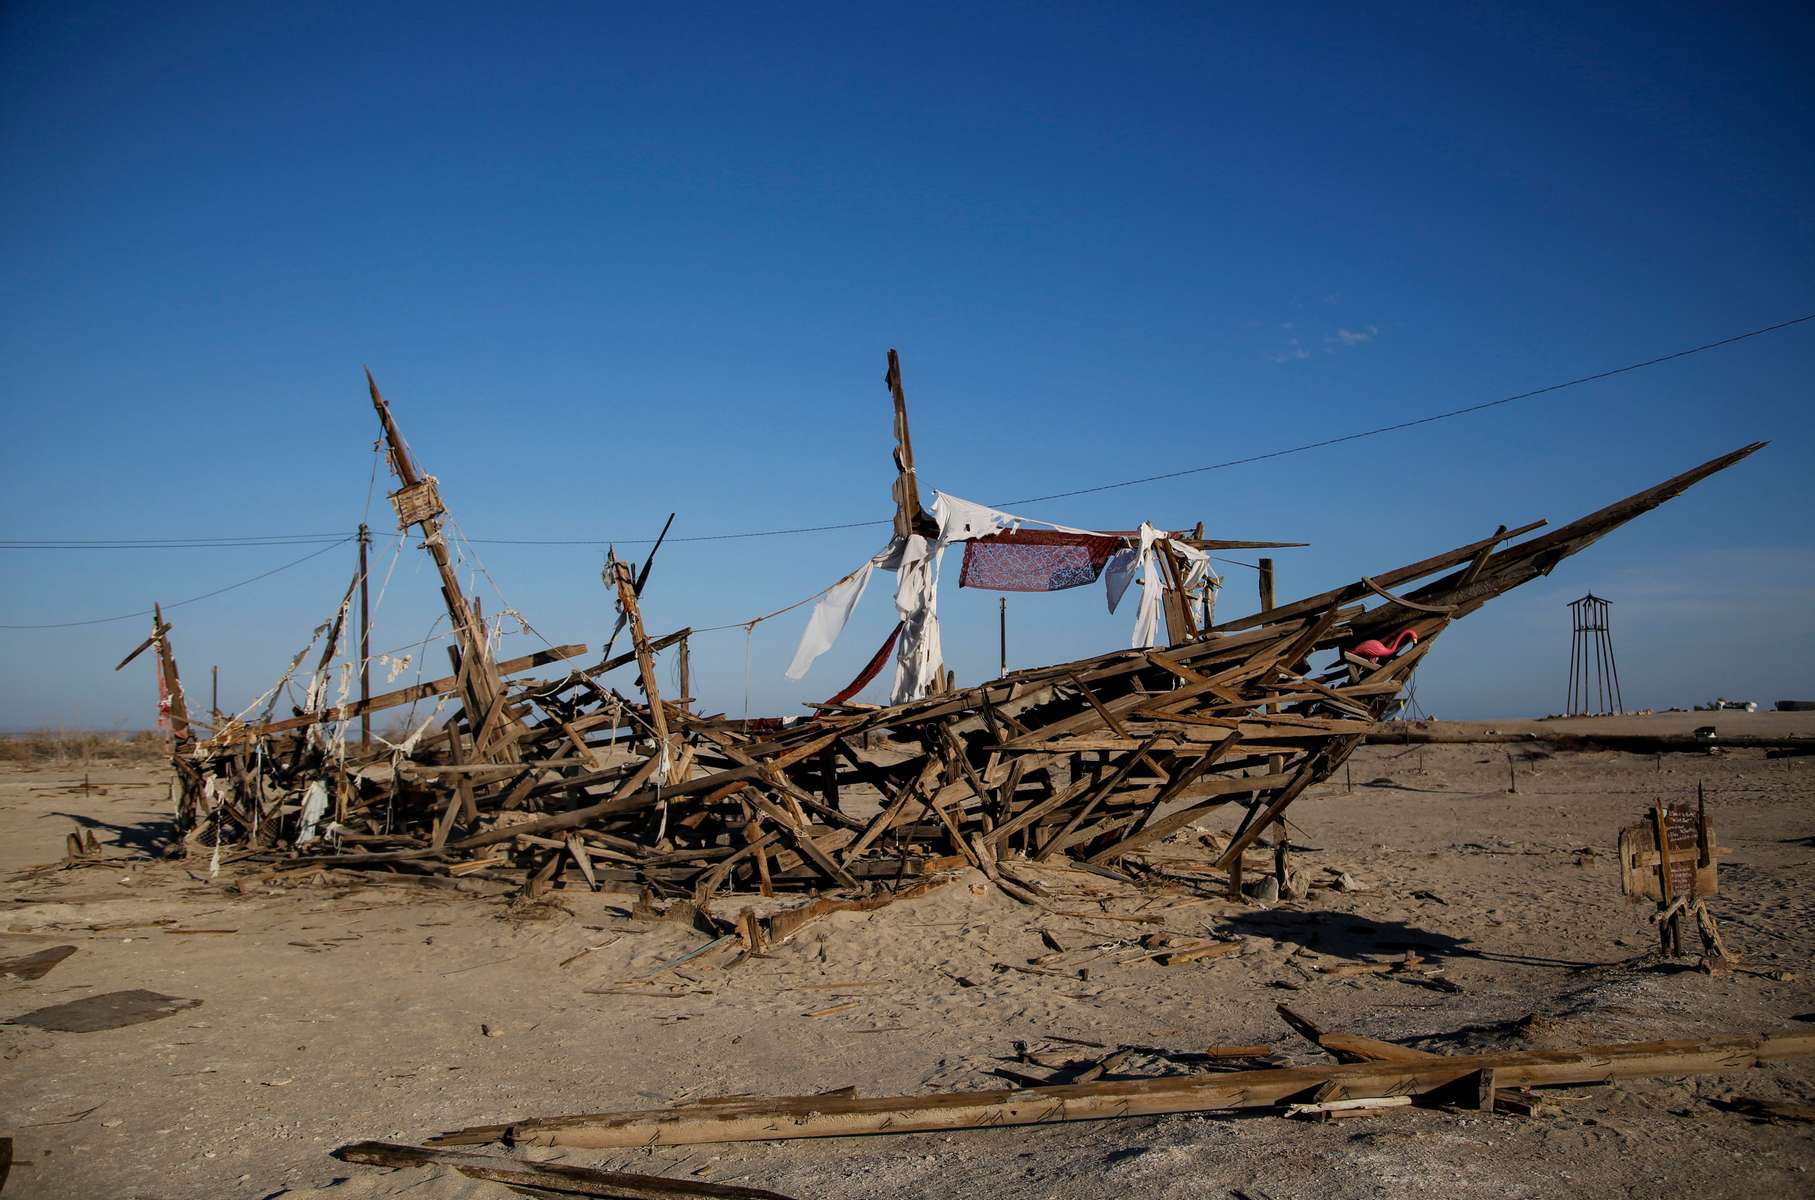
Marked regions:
[150,603,191,743]
[365,369,518,762]
[885,349,938,540]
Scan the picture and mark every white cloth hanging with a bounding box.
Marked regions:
[1130,523,1166,648]
[295,779,330,847]
[1122,523,1218,649]
[889,532,944,703]
[1104,547,1140,614]
[785,552,887,681]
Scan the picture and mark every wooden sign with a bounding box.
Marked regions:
[388,478,444,529]
[1619,801,1717,903]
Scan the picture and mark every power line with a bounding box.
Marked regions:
[0,537,355,630]
[3,311,1808,554]
[1,536,356,550]
[463,518,887,546]
[476,308,1815,538]
[996,310,1815,508]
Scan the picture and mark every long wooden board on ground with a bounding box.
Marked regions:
[431,1032,1815,1149]
[334,1140,799,1199]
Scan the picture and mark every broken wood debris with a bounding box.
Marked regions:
[124,359,1759,931]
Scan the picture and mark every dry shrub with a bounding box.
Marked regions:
[0,729,168,766]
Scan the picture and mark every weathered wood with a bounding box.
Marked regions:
[607,556,673,784]
[249,644,587,736]
[334,1139,800,1199]
[440,1033,1815,1148]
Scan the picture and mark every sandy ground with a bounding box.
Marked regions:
[3,713,1813,1199]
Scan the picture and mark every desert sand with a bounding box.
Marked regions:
[3,712,1812,1199]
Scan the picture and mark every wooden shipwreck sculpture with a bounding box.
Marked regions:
[163,357,1763,905]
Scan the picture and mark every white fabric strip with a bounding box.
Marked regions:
[784,546,893,681]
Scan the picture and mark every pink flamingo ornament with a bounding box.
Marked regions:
[1350,628,1418,665]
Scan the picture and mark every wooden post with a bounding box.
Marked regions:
[999,597,1007,677]
[211,665,220,727]
[1258,557,1285,862]
[1653,805,1683,956]
[1157,543,1197,643]
[358,522,372,748]
[677,634,692,713]
[607,554,673,784]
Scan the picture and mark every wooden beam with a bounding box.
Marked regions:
[246,644,586,737]
[334,1140,799,1199]
[437,1033,1815,1149]
[607,555,673,783]
[884,348,938,539]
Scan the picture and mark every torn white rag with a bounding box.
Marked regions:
[784,550,889,681]
[1130,524,1168,648]
[1123,523,1217,649]
[1103,547,1140,614]
[295,779,330,848]
[889,532,944,703]
[933,491,1097,541]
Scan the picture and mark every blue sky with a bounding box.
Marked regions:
[2,2,1811,730]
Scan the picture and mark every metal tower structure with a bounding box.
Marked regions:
[1565,593,1624,715]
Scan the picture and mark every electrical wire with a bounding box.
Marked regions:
[0,535,355,549]
[0,536,357,630]
[473,309,1815,540]
[3,311,1808,560]
[8,309,1804,634]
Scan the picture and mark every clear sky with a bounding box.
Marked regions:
[2,3,1811,731]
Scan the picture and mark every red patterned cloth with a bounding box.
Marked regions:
[958,529,1127,592]
[825,621,904,705]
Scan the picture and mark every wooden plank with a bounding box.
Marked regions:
[1214,735,1363,871]
[608,557,673,783]
[249,644,587,736]
[1034,738,1159,862]
[446,765,760,852]
[1210,520,1547,633]
[1276,1005,1438,1064]
[437,1033,1815,1149]
[334,1140,799,1199]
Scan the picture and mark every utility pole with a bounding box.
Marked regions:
[999,597,1007,677]
[358,522,372,748]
